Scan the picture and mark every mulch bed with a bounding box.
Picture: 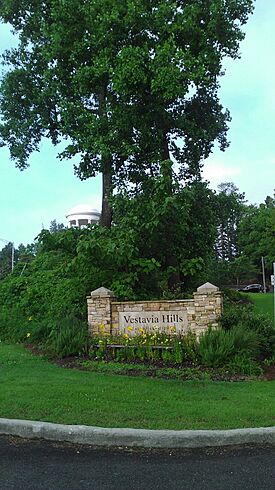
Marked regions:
[262,365,275,381]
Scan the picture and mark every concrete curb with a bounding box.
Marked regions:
[1,418,275,448]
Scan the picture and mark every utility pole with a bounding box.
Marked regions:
[261,256,267,293]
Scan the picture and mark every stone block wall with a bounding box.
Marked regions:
[87,283,223,338]
[87,287,115,336]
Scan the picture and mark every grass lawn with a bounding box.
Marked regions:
[247,292,274,319]
[1,343,275,430]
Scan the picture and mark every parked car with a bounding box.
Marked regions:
[238,284,264,293]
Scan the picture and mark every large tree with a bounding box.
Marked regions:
[215,182,246,261]
[0,0,254,228]
[238,195,275,278]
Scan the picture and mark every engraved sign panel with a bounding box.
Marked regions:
[118,310,188,335]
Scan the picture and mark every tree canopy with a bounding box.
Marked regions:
[0,0,254,226]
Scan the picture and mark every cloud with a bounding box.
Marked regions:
[202,162,241,189]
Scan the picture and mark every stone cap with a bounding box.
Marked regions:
[90,287,115,298]
[196,282,219,294]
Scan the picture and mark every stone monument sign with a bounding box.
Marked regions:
[87,283,222,338]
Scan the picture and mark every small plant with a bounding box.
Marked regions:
[161,348,173,363]
[226,354,263,376]
[197,327,235,367]
[48,316,89,357]
[263,356,275,367]
[197,325,260,368]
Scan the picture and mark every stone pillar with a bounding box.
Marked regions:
[193,282,223,335]
[87,287,116,336]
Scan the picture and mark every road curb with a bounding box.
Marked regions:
[1,418,275,448]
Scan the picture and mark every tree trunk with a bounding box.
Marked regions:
[98,83,113,228]
[100,154,113,228]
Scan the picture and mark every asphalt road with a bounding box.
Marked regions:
[1,436,275,490]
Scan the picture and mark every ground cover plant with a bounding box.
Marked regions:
[0,343,274,431]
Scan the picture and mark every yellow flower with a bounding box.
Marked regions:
[26,332,31,338]
[139,328,145,334]
[123,333,129,339]
[169,326,176,333]
[127,326,133,332]
[28,316,33,321]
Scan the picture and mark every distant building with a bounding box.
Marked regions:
[66,204,101,228]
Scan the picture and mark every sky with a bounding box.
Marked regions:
[0,0,274,247]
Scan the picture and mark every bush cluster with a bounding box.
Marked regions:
[0,311,89,358]
[220,303,275,359]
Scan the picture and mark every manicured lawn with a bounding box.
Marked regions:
[0,343,275,430]
[247,293,274,319]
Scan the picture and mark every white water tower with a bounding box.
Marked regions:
[66,204,101,228]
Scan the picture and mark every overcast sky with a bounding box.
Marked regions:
[0,0,274,247]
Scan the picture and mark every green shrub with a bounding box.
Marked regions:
[27,319,54,344]
[230,324,260,358]
[222,288,251,305]
[197,327,235,367]
[0,307,29,343]
[174,331,199,364]
[197,326,260,368]
[220,305,247,331]
[47,316,89,358]
[161,348,174,364]
[225,354,263,376]
[220,304,275,358]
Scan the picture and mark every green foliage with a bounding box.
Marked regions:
[27,319,54,345]
[112,179,218,293]
[238,197,275,277]
[263,356,275,367]
[226,354,263,376]
[220,304,275,358]
[0,184,219,342]
[0,246,88,323]
[197,326,260,368]
[0,242,14,279]
[47,316,89,358]
[197,328,234,367]
[78,359,212,381]
[222,288,251,305]
[0,1,256,290]
[89,330,199,366]
[80,324,263,375]
[0,306,30,343]
[0,0,254,233]
[214,182,246,262]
